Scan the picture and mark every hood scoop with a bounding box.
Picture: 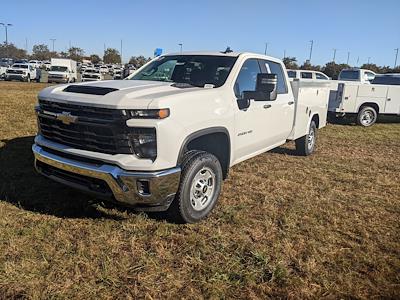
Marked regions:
[63,85,118,95]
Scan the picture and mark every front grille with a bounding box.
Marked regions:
[83,74,100,79]
[7,70,23,74]
[37,100,134,154]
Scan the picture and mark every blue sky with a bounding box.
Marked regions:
[2,0,400,66]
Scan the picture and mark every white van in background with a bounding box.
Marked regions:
[48,58,77,83]
[287,69,330,80]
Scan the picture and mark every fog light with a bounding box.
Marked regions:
[137,180,150,195]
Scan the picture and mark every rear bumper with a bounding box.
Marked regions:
[32,144,181,211]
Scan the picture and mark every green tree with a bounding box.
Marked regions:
[322,62,350,79]
[31,44,51,60]
[89,54,101,64]
[300,61,321,71]
[128,55,151,68]
[0,43,27,59]
[103,48,121,64]
[67,47,85,62]
[360,63,381,73]
[282,57,299,69]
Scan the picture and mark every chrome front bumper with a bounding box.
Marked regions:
[47,77,68,83]
[32,144,181,211]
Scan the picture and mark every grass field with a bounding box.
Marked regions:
[0,81,399,299]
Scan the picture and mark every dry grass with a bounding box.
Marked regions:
[0,81,399,299]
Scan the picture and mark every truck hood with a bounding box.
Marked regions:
[38,80,204,109]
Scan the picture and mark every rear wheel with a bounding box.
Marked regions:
[167,151,223,223]
[357,106,377,127]
[295,120,317,156]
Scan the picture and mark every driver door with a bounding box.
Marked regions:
[233,59,276,161]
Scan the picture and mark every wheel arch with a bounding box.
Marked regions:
[177,127,231,179]
[357,102,380,114]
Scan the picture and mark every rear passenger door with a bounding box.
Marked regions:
[259,59,295,143]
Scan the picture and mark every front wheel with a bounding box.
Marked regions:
[357,106,377,127]
[26,75,31,82]
[295,120,317,156]
[167,151,223,223]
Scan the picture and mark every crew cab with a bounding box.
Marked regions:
[287,69,330,80]
[81,68,104,81]
[32,52,330,223]
[5,63,40,82]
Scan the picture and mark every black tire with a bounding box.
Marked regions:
[357,106,377,127]
[167,151,223,223]
[295,120,317,156]
[26,75,30,83]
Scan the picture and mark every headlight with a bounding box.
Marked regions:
[129,128,157,160]
[125,109,170,119]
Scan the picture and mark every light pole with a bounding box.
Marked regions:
[264,42,268,55]
[50,38,56,52]
[346,52,350,65]
[120,39,123,64]
[178,43,183,53]
[394,48,399,68]
[332,48,337,63]
[309,40,314,62]
[367,57,371,64]
[0,23,12,44]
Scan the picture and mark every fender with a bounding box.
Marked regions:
[176,126,231,165]
[356,101,381,113]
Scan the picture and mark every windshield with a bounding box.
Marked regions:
[50,66,68,72]
[131,55,237,87]
[339,70,359,81]
[372,76,400,85]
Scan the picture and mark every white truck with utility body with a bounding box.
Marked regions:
[48,58,78,84]
[329,75,400,126]
[338,68,376,84]
[5,63,40,82]
[32,52,330,223]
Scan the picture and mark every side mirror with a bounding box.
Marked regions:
[243,73,278,101]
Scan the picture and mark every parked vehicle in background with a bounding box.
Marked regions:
[32,51,331,223]
[372,74,400,85]
[5,63,40,82]
[113,67,122,79]
[29,60,42,69]
[81,67,104,81]
[14,59,29,64]
[287,69,330,80]
[338,68,376,83]
[0,58,13,66]
[329,80,400,126]
[0,62,8,79]
[48,58,77,84]
[99,65,109,74]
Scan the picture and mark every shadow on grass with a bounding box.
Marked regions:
[328,114,400,125]
[0,136,125,220]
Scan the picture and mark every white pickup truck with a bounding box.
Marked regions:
[48,58,78,84]
[32,52,330,223]
[329,75,400,126]
[5,63,40,82]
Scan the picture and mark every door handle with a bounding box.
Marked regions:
[387,98,391,101]
[263,104,272,109]
[288,101,294,105]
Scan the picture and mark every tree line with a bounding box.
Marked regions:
[283,57,400,79]
[0,42,151,67]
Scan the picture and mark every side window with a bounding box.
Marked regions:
[262,60,288,94]
[315,72,328,80]
[301,72,313,79]
[234,59,260,98]
[365,72,375,82]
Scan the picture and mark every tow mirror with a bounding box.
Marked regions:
[243,73,278,101]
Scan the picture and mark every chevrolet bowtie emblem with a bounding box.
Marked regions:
[56,112,78,125]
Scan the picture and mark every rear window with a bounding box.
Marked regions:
[339,70,359,80]
[316,73,328,80]
[372,76,400,85]
[287,70,296,78]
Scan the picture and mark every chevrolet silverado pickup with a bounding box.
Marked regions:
[33,52,330,223]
